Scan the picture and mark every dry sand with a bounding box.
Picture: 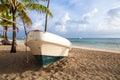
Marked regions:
[0,42,120,80]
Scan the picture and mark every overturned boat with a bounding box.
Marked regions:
[25,30,71,66]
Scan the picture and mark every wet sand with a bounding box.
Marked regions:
[0,42,120,80]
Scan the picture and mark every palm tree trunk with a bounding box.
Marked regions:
[10,10,17,53]
[4,26,9,42]
[45,0,50,32]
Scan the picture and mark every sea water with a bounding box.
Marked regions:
[4,31,120,53]
[68,38,120,52]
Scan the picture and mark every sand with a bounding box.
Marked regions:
[0,41,120,80]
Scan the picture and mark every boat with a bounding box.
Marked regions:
[25,30,71,66]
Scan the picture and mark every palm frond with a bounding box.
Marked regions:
[20,0,39,3]
[17,2,26,11]
[21,0,48,3]
[0,4,9,12]
[25,3,53,17]
[0,21,12,28]
[18,10,32,26]
[0,12,12,28]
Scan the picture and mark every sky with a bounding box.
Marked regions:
[1,0,120,38]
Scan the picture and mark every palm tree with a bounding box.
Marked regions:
[0,12,12,45]
[0,0,52,53]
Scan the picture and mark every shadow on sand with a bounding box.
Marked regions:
[0,50,43,74]
[0,44,69,76]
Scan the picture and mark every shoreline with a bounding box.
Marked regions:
[72,45,120,54]
[1,39,120,54]
[8,40,120,54]
[2,38,120,54]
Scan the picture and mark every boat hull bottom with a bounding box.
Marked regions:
[34,55,64,66]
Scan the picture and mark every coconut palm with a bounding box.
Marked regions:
[0,12,12,45]
[0,0,52,53]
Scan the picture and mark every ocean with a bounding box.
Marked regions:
[1,30,120,53]
[68,38,120,53]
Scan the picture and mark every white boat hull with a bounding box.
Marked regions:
[25,30,71,66]
[26,40,70,56]
[25,30,71,57]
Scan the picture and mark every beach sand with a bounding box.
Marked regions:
[0,41,120,80]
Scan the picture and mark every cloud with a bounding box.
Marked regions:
[92,6,120,33]
[61,13,70,24]
[74,8,99,31]
[55,13,70,33]
[107,7,120,28]
[54,8,99,34]
[55,25,67,33]
[82,8,98,18]
[108,7,120,17]
[32,20,44,30]
[26,0,120,38]
[81,8,98,24]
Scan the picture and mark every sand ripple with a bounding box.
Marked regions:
[0,43,120,80]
